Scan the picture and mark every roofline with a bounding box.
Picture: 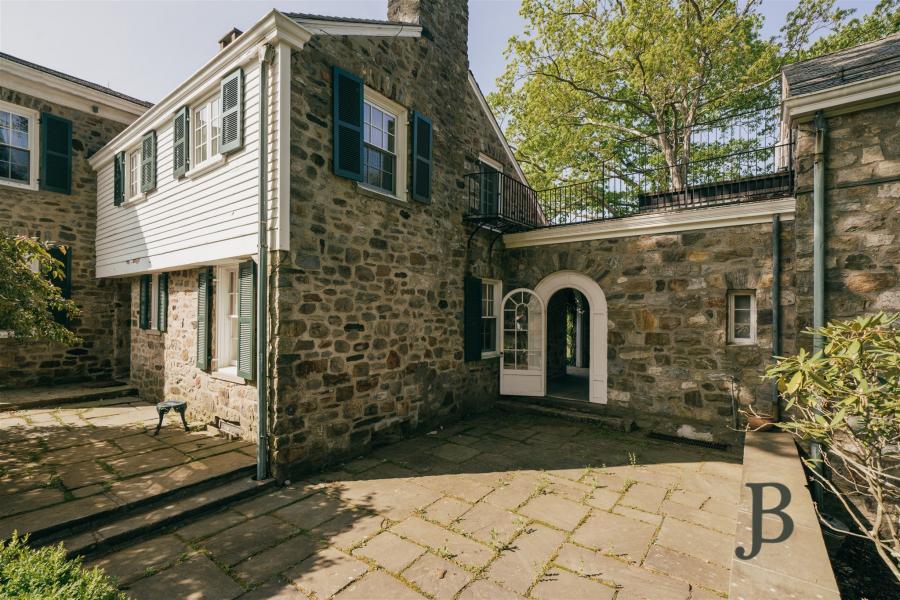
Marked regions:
[782,32,900,73]
[287,16,422,38]
[0,55,150,124]
[782,70,900,124]
[89,10,312,168]
[467,71,529,185]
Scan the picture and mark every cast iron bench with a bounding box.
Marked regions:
[154,399,189,435]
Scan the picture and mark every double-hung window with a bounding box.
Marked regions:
[481,279,501,357]
[727,291,756,344]
[193,95,221,168]
[127,147,142,200]
[215,265,239,373]
[363,99,397,194]
[0,102,38,189]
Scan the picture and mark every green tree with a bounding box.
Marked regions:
[782,0,899,61]
[0,232,79,346]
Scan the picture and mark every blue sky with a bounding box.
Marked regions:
[0,0,880,104]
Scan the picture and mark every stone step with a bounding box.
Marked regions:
[23,461,259,550]
[0,382,138,411]
[496,399,636,431]
[61,476,277,560]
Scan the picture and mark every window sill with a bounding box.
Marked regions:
[186,155,227,179]
[211,368,246,385]
[481,351,500,360]
[124,193,147,206]
[356,182,407,206]
[727,340,757,347]
[0,179,38,191]
[140,327,163,336]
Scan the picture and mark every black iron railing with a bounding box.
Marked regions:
[465,170,547,230]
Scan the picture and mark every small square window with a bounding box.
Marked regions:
[728,291,756,344]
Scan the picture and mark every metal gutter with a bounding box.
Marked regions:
[771,214,781,421]
[810,110,828,502]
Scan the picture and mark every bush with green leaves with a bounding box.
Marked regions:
[0,232,79,345]
[0,533,124,599]
[766,312,900,580]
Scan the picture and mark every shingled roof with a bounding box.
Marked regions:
[783,33,900,97]
[0,52,153,108]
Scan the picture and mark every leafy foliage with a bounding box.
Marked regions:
[766,313,900,580]
[0,533,125,600]
[0,232,79,345]
[783,0,899,61]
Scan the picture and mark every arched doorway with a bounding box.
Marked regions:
[546,288,590,401]
[499,271,607,404]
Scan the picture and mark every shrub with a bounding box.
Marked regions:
[0,533,124,600]
[766,312,900,580]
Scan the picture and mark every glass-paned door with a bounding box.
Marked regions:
[479,164,500,216]
[500,289,544,396]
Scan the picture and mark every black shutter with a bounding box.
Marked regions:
[40,113,72,194]
[172,106,190,178]
[411,112,433,203]
[332,66,364,181]
[196,268,211,370]
[49,245,72,325]
[113,152,125,205]
[141,131,157,192]
[139,275,151,330]
[220,68,244,154]
[464,275,483,362]
[236,260,256,380]
[157,272,168,332]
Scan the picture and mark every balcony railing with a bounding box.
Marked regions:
[465,104,795,230]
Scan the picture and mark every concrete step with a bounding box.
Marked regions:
[25,462,260,551]
[496,398,636,431]
[61,476,277,560]
[0,382,138,411]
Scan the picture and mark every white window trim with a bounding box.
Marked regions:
[125,145,145,204]
[481,278,502,358]
[188,92,222,176]
[0,100,39,191]
[357,86,408,202]
[727,290,757,345]
[214,264,239,375]
[478,153,503,172]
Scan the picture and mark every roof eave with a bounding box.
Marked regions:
[783,70,900,124]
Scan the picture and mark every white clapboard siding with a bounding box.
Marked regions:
[95,58,283,278]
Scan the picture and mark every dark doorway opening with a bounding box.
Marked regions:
[546,288,589,401]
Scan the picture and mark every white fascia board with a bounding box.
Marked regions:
[276,42,291,252]
[0,59,148,124]
[503,198,796,249]
[783,71,900,124]
[97,237,258,278]
[88,10,312,170]
[468,71,529,186]
[291,19,422,37]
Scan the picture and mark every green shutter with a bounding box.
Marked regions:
[237,260,256,380]
[157,272,168,332]
[141,130,157,192]
[40,113,72,194]
[464,275,482,362]
[220,68,244,154]
[49,245,72,325]
[139,275,151,330]
[196,268,211,370]
[172,106,190,178]
[113,152,125,205]
[332,66,364,181]
[411,112,433,203]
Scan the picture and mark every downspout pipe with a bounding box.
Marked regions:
[810,110,827,502]
[771,214,781,421]
[256,44,275,481]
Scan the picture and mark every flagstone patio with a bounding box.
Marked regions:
[90,411,741,599]
[0,395,256,541]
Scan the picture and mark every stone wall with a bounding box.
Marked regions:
[270,0,518,478]
[792,101,900,342]
[502,222,797,441]
[0,89,131,389]
[128,269,258,438]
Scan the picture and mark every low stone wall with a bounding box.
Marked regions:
[730,431,839,599]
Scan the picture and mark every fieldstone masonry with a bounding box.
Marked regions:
[0,89,131,389]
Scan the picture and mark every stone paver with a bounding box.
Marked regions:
[125,554,244,600]
[87,535,189,586]
[84,411,743,600]
[403,552,472,599]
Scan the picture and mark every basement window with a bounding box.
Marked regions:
[727,291,756,345]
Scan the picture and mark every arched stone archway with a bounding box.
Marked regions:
[534,271,608,404]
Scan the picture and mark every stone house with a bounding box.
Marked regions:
[0,53,149,387]
[4,3,898,482]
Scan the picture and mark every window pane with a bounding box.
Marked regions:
[734,309,750,325]
[734,323,751,339]
[9,160,28,182]
[0,112,8,127]
[0,161,9,179]
[11,114,28,132]
[11,130,28,149]
[482,317,496,352]
[0,127,8,145]
[733,295,751,310]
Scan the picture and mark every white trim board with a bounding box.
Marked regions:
[289,18,422,37]
[468,71,528,185]
[782,71,900,124]
[503,198,796,248]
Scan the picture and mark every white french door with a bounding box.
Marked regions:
[500,289,545,397]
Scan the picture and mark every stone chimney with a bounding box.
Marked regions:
[388,0,468,59]
[218,28,243,50]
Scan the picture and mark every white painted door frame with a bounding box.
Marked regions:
[499,288,546,397]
